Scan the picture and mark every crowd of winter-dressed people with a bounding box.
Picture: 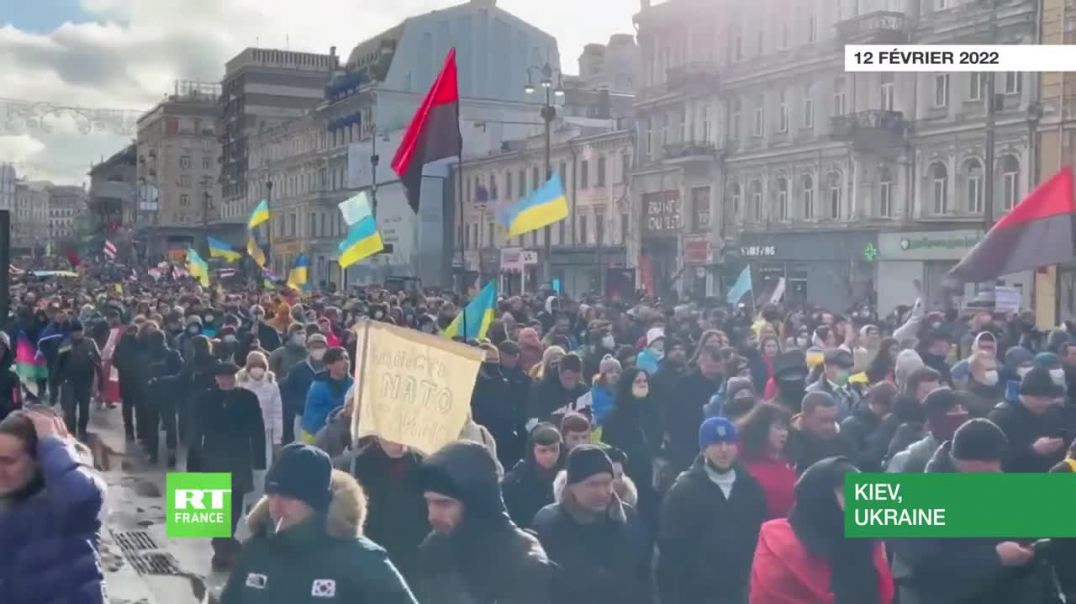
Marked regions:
[2,267,1076,603]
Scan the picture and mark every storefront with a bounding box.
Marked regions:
[876,230,1033,315]
[499,247,539,295]
[549,246,627,298]
[640,190,682,297]
[682,234,717,299]
[735,231,878,310]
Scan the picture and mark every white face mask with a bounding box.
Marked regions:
[601,334,615,349]
[1051,368,1066,386]
[310,349,326,362]
[982,370,999,386]
[249,367,266,380]
[1018,366,1032,378]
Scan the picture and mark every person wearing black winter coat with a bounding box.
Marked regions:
[663,366,724,474]
[349,437,429,584]
[988,367,1068,473]
[525,355,590,427]
[502,423,563,528]
[472,360,524,470]
[139,330,184,465]
[840,382,897,472]
[600,368,660,529]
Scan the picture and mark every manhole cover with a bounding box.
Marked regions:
[127,552,183,576]
[111,530,157,553]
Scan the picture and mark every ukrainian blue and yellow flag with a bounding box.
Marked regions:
[247,199,270,230]
[186,248,210,287]
[287,255,310,290]
[498,174,569,238]
[338,216,384,268]
[442,280,496,341]
[247,235,266,268]
[207,236,241,262]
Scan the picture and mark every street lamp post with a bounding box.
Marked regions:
[525,62,565,289]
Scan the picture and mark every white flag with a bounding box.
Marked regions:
[338,191,373,226]
[769,277,786,305]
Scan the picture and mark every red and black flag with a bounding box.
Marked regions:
[949,166,1075,282]
[391,48,461,214]
[65,249,81,268]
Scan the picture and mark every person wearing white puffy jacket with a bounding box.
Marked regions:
[237,351,284,491]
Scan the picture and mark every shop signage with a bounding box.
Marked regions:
[520,250,539,265]
[740,245,778,257]
[500,247,535,272]
[683,235,713,266]
[643,193,681,235]
[878,230,984,261]
[862,243,879,262]
[898,234,981,252]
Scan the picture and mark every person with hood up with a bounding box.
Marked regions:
[587,355,621,428]
[299,347,353,444]
[471,344,524,470]
[0,407,107,604]
[988,366,1068,473]
[502,423,563,528]
[348,437,430,584]
[765,350,809,413]
[525,353,590,428]
[221,444,417,604]
[268,323,307,380]
[840,381,898,472]
[880,367,942,465]
[963,349,1004,416]
[600,368,660,528]
[187,361,266,570]
[237,351,284,473]
[280,333,327,444]
[581,324,617,380]
[532,445,651,604]
[417,441,553,604]
[750,457,895,604]
[517,328,544,375]
[892,419,1039,604]
[636,327,666,375]
[657,417,767,603]
[886,387,969,473]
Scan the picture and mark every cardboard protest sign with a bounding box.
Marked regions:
[351,320,484,455]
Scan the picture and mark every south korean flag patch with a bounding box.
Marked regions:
[311,579,336,598]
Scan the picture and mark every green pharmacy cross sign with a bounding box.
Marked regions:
[862,243,879,262]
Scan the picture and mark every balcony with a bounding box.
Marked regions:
[831,110,909,151]
[662,140,719,164]
[667,61,720,90]
[836,11,910,45]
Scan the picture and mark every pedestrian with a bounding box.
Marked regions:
[525,353,590,427]
[1049,440,1076,597]
[988,366,1068,473]
[532,445,651,604]
[737,402,796,519]
[750,457,895,604]
[417,441,553,604]
[503,423,563,528]
[54,320,101,440]
[787,392,852,474]
[187,361,267,570]
[0,333,22,421]
[471,343,522,470]
[559,412,592,452]
[600,367,659,527]
[804,349,860,420]
[299,346,351,444]
[174,334,217,443]
[221,443,417,604]
[0,407,107,603]
[140,328,184,466]
[279,333,327,444]
[841,381,897,472]
[886,387,969,473]
[237,351,284,469]
[348,437,430,584]
[269,323,307,379]
[663,342,725,476]
[657,417,766,604]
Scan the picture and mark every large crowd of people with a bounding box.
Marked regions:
[0,265,1075,603]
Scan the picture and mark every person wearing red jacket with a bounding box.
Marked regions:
[737,402,796,519]
[750,457,894,604]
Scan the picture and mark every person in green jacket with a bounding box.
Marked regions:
[221,443,418,604]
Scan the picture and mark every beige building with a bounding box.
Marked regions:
[46,184,87,249]
[13,180,49,252]
[631,0,1040,311]
[136,81,223,254]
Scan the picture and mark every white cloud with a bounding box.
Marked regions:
[0,0,634,183]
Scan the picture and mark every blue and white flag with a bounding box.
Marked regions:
[727,266,753,305]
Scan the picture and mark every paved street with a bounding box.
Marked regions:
[89,407,230,604]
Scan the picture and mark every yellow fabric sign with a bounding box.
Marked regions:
[352,321,484,455]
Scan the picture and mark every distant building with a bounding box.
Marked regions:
[0,164,15,215]
[45,184,86,250]
[88,144,137,251]
[577,34,638,94]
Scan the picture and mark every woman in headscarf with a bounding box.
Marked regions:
[601,367,659,528]
[750,457,894,604]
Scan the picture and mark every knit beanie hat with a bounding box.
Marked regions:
[566,445,614,485]
[1020,366,1065,398]
[1034,352,1062,369]
[599,354,621,374]
[646,327,666,346]
[951,418,1008,462]
[895,349,926,388]
[698,416,738,450]
[264,444,333,512]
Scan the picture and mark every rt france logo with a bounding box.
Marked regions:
[166,473,232,538]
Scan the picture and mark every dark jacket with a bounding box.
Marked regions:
[502,430,560,528]
[471,362,525,470]
[656,457,766,604]
[532,490,650,604]
[663,370,723,473]
[524,370,589,426]
[0,436,107,604]
[417,442,553,604]
[787,427,852,475]
[880,394,926,465]
[1049,458,1076,596]
[840,400,889,472]
[187,386,266,493]
[280,359,322,420]
[988,401,1066,473]
[221,470,417,604]
[54,337,101,386]
[349,440,429,583]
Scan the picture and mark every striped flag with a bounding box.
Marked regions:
[103,240,117,260]
[217,268,237,279]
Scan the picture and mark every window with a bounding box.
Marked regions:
[559,162,568,183]
[488,223,494,246]
[579,215,589,245]
[620,212,629,244]
[935,0,948,9]
[595,208,606,243]
[730,183,742,220]
[880,73,895,111]
[309,212,316,237]
[878,168,893,218]
[202,156,212,170]
[179,194,190,207]
[731,98,742,140]
[644,118,653,158]
[965,159,984,213]
[597,157,607,187]
[1005,72,1022,95]
[533,166,540,190]
[621,153,631,183]
[1001,155,1020,210]
[518,170,526,196]
[934,74,950,108]
[558,220,566,246]
[807,11,817,43]
[506,171,513,197]
[753,97,764,137]
[661,113,670,147]
[180,155,191,170]
[802,175,815,219]
[969,72,983,102]
[489,174,498,199]
[803,84,815,129]
[777,89,789,133]
[930,162,949,214]
[833,78,847,116]
[776,178,789,221]
[700,105,712,142]
[580,160,590,189]
[321,213,327,237]
[288,213,296,237]
[692,186,711,231]
[750,180,763,221]
[180,174,191,188]
[827,172,842,219]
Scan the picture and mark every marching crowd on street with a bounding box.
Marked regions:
[2,264,1076,603]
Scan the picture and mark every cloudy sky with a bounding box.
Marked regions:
[0,0,636,184]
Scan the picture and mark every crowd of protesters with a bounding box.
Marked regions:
[1,264,1076,603]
